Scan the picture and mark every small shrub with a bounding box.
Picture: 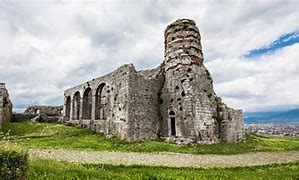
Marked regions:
[0,148,28,180]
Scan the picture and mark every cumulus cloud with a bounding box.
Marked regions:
[0,0,298,112]
[206,43,299,111]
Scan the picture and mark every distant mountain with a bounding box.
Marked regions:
[244,108,299,124]
[273,109,299,119]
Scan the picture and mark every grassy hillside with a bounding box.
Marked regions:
[28,159,299,180]
[1,122,299,154]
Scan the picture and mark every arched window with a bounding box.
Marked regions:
[82,88,92,120]
[65,96,71,121]
[95,83,110,120]
[169,110,176,136]
[72,91,81,120]
[35,109,40,114]
[169,110,175,116]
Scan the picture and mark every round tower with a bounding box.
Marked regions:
[160,19,244,144]
[160,19,210,141]
[164,19,203,71]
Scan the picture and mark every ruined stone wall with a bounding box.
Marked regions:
[126,66,164,140]
[216,104,245,143]
[24,105,63,116]
[64,63,166,141]
[11,113,37,122]
[0,83,12,130]
[64,64,135,140]
[23,105,63,122]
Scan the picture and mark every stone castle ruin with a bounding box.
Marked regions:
[0,83,12,130]
[63,19,245,144]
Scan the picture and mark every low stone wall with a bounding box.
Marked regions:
[13,105,64,123]
[11,113,37,122]
[25,105,63,116]
[36,114,62,123]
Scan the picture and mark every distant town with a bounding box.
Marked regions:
[244,109,299,136]
[246,124,298,136]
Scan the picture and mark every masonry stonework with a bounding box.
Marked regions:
[0,83,12,130]
[23,105,63,122]
[24,105,63,116]
[63,19,245,144]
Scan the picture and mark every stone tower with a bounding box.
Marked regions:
[160,19,245,143]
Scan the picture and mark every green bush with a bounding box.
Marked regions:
[0,149,28,180]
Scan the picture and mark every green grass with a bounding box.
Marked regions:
[2,122,299,154]
[28,159,299,180]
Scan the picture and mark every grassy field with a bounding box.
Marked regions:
[1,122,299,154]
[28,159,299,180]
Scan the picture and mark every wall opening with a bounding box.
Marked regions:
[95,83,110,120]
[65,96,71,121]
[72,91,81,120]
[198,131,202,141]
[82,88,92,119]
[35,109,40,114]
[169,110,176,136]
[171,117,176,136]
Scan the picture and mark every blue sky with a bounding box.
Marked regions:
[0,0,299,112]
[245,31,299,58]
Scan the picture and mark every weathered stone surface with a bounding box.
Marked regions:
[0,83,12,130]
[63,19,245,144]
[24,105,63,122]
[12,113,37,122]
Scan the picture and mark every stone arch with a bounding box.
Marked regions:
[169,110,176,136]
[65,96,71,121]
[82,87,92,119]
[72,91,81,120]
[95,83,110,120]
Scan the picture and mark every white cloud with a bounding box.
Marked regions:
[206,43,299,111]
[0,0,298,112]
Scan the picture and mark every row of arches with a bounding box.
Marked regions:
[65,83,111,121]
